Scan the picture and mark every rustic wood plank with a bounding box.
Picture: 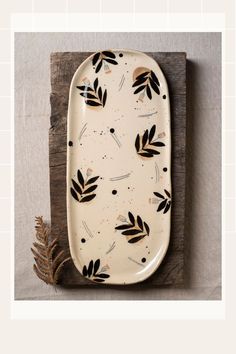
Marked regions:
[49,52,186,287]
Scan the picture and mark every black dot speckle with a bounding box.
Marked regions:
[112,190,117,195]
[119,53,123,57]
[163,167,168,172]
[141,258,146,263]
[81,238,86,243]
[162,95,166,99]
[68,141,73,147]
[110,128,115,133]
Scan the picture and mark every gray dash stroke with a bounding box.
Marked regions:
[82,220,94,238]
[138,111,158,118]
[128,257,145,267]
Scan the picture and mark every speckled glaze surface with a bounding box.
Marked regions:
[67,49,171,285]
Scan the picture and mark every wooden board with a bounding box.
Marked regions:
[49,52,186,287]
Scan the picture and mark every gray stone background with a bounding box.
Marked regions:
[15,32,221,300]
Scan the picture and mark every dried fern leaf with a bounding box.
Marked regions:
[31,216,71,285]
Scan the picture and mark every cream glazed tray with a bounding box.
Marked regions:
[67,49,171,285]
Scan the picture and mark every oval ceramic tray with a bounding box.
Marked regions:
[67,49,171,285]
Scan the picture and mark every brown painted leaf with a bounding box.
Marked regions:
[128,235,145,243]
[135,134,140,152]
[157,199,167,212]
[80,92,97,99]
[80,194,96,203]
[102,51,116,58]
[137,215,143,230]
[150,79,160,95]
[134,85,146,94]
[83,184,97,194]
[83,265,88,276]
[103,89,107,107]
[93,78,98,92]
[76,85,93,91]
[151,141,165,147]
[95,59,103,73]
[164,189,171,198]
[93,259,100,276]
[88,260,93,277]
[70,187,79,201]
[142,129,149,147]
[144,222,150,235]
[103,58,118,65]
[135,71,149,80]
[122,229,142,236]
[85,100,102,106]
[115,224,133,230]
[128,212,135,225]
[154,192,165,199]
[150,71,160,86]
[146,85,152,99]
[139,152,153,158]
[92,52,100,66]
[86,176,99,185]
[71,179,82,195]
[143,148,160,155]
[149,125,156,142]
[98,86,102,101]
[77,169,84,187]
[132,77,148,87]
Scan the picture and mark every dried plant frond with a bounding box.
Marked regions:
[31,216,71,285]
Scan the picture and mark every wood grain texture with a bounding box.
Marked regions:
[49,52,186,287]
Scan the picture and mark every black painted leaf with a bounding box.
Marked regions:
[164,201,171,214]
[142,129,149,147]
[137,215,143,230]
[151,141,165,147]
[134,85,146,94]
[144,222,150,235]
[77,169,84,187]
[93,78,98,92]
[146,85,152,99]
[102,51,116,58]
[164,189,171,198]
[87,260,93,277]
[154,192,165,199]
[122,229,142,236]
[82,265,88,276]
[71,179,82,195]
[76,85,93,91]
[157,199,167,212]
[139,152,153,158]
[135,134,140,152]
[95,273,110,279]
[128,212,135,225]
[92,52,100,66]
[103,89,107,107]
[95,59,103,73]
[93,259,100,276]
[149,79,160,95]
[80,194,96,203]
[128,235,145,244]
[86,176,99,185]
[149,124,156,142]
[70,187,79,201]
[93,278,105,283]
[143,148,160,155]
[83,184,97,194]
[132,77,148,87]
[135,71,149,80]
[85,100,102,106]
[104,58,118,65]
[115,224,133,230]
[150,71,160,86]
[80,92,97,99]
[98,86,102,101]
